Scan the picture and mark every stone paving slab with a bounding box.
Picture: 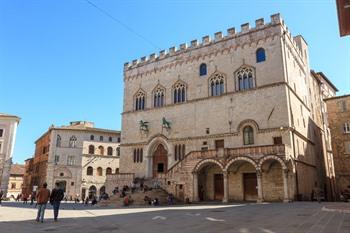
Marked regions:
[0,202,349,233]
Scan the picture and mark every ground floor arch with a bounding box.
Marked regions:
[88,185,97,198]
[192,156,290,203]
[152,144,168,178]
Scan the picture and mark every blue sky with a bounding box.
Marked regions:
[1,0,349,163]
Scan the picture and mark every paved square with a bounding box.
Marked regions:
[1,202,350,233]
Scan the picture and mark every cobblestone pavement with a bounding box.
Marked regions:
[1,201,350,233]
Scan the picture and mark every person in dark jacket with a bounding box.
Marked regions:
[50,183,64,221]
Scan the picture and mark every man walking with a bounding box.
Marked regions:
[50,182,64,221]
[36,183,50,223]
[0,189,3,205]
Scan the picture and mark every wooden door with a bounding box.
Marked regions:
[214,174,224,200]
[243,173,258,201]
[152,144,168,178]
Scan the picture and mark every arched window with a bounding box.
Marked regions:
[88,145,95,154]
[209,73,225,96]
[153,85,165,108]
[115,168,119,174]
[116,147,120,156]
[236,67,255,91]
[140,148,143,163]
[56,135,61,147]
[107,146,113,156]
[69,136,77,148]
[256,48,266,63]
[135,90,146,111]
[199,63,207,76]
[87,166,93,176]
[97,167,103,176]
[173,81,186,104]
[90,135,94,140]
[106,167,112,175]
[243,126,254,145]
[98,146,104,155]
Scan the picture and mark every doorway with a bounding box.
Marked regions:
[214,174,224,200]
[152,144,168,178]
[243,173,258,201]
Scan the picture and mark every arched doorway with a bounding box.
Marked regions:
[226,158,258,201]
[152,144,168,178]
[89,185,97,199]
[99,186,106,195]
[197,161,224,201]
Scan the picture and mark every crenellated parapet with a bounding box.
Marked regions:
[124,14,285,70]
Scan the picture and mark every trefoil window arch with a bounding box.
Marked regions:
[209,73,225,96]
[236,66,255,91]
[173,81,186,104]
[135,90,146,111]
[153,85,165,108]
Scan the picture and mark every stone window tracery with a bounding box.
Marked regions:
[173,81,186,104]
[174,144,186,161]
[153,85,165,108]
[135,90,146,111]
[133,148,143,163]
[209,73,225,96]
[236,67,255,91]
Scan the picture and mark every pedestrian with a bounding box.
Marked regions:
[0,189,3,205]
[36,183,50,223]
[50,182,64,222]
[23,193,28,204]
[30,190,36,205]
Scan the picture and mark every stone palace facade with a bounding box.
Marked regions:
[118,13,337,202]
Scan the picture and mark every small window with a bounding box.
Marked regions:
[117,137,121,143]
[67,156,75,166]
[90,135,94,140]
[0,129,3,137]
[99,136,103,141]
[106,167,112,175]
[273,137,283,145]
[69,136,77,148]
[107,146,113,156]
[199,63,207,76]
[108,136,112,142]
[60,172,64,177]
[87,166,93,176]
[11,183,16,189]
[71,182,74,186]
[256,48,266,62]
[116,147,120,156]
[243,126,254,145]
[88,145,95,154]
[54,155,60,164]
[115,168,119,174]
[344,123,350,134]
[56,135,61,147]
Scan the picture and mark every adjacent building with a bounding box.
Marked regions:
[7,163,25,198]
[23,121,121,200]
[0,113,20,196]
[325,94,350,198]
[119,13,337,202]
